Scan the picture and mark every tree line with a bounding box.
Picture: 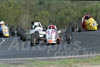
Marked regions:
[0,0,100,29]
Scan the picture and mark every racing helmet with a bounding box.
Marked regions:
[49,25,52,29]
[86,14,90,19]
[51,25,55,29]
[34,22,40,28]
[0,21,5,25]
[49,25,55,29]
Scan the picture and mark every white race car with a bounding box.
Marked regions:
[18,22,45,43]
[30,22,46,46]
[30,22,45,38]
[43,25,61,45]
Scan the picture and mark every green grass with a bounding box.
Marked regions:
[0,56,100,67]
[0,64,17,67]
[26,56,100,67]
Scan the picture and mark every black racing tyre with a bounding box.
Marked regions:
[77,22,82,32]
[66,29,73,44]
[97,23,100,29]
[69,22,75,32]
[30,34,36,46]
[35,31,39,44]
[20,28,24,40]
[30,31,39,46]
[19,28,21,36]
[57,39,60,44]
[47,44,49,45]
[52,43,56,45]
[78,26,82,32]
[66,34,73,44]
[16,26,20,36]
[35,31,39,39]
[22,29,26,41]
[10,26,15,36]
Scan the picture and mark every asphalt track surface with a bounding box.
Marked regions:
[0,30,100,59]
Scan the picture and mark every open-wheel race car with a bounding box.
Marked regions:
[16,22,46,46]
[30,22,46,46]
[43,25,61,45]
[31,24,61,46]
[69,15,100,32]
[0,21,15,37]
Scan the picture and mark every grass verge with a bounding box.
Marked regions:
[0,56,100,67]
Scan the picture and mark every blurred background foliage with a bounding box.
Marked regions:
[0,0,100,29]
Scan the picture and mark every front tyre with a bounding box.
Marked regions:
[30,34,36,46]
[30,31,39,46]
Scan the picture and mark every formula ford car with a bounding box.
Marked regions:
[30,22,45,38]
[31,25,61,46]
[0,24,9,37]
[30,22,46,46]
[0,24,15,37]
[70,17,100,32]
[43,25,61,45]
[17,22,46,45]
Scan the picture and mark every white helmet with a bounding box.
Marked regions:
[34,22,40,26]
[0,21,5,25]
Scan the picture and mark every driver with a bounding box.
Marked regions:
[49,25,57,30]
[82,14,92,23]
[49,25,55,29]
[32,22,41,29]
[81,14,92,29]
[34,23,40,28]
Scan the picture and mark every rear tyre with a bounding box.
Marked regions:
[16,26,20,36]
[97,23,100,29]
[52,43,55,45]
[57,39,61,44]
[47,43,50,46]
[78,26,82,32]
[19,28,22,37]
[66,29,73,44]
[20,28,24,40]
[69,22,75,32]
[10,26,15,36]
[22,29,26,41]
[77,22,82,32]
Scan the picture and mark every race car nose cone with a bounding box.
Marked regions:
[93,26,97,30]
[48,40,52,43]
[5,34,9,37]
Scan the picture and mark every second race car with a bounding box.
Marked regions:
[43,25,61,45]
[0,21,15,37]
[70,14,100,32]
